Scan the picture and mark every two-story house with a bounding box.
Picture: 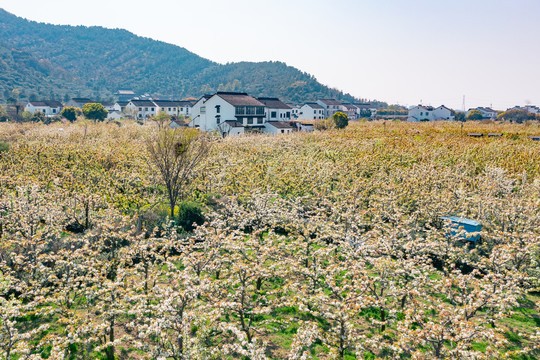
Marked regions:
[126,100,157,120]
[317,99,346,117]
[468,107,498,119]
[197,92,266,135]
[153,100,182,117]
[408,105,454,122]
[299,103,325,120]
[24,101,64,117]
[257,97,292,122]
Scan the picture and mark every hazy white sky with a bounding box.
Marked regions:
[1,0,539,109]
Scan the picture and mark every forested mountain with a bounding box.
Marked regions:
[0,9,364,104]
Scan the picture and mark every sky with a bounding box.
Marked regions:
[1,0,539,110]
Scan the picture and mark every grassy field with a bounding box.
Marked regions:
[0,120,539,359]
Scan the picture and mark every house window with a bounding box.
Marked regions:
[216,105,221,114]
[151,108,155,111]
[181,107,184,111]
[216,115,221,124]
[246,107,255,115]
[53,109,56,113]
[145,108,148,111]
[168,108,171,111]
[257,118,263,124]
[271,111,277,118]
[139,107,142,111]
[201,106,206,114]
[247,118,253,124]
[286,112,290,118]
[281,130,284,133]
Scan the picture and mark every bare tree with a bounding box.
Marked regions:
[147,127,211,218]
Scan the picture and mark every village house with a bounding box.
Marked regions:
[468,107,498,119]
[24,101,63,117]
[193,92,266,134]
[299,103,325,120]
[100,102,117,112]
[257,97,292,122]
[178,100,196,117]
[126,99,157,120]
[342,104,359,119]
[407,105,454,122]
[290,105,301,119]
[317,99,346,118]
[189,95,212,128]
[153,100,182,117]
[66,98,94,108]
[114,101,129,112]
[265,121,295,134]
[114,90,136,102]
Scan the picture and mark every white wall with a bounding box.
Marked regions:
[299,105,325,120]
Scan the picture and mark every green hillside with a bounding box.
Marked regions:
[0,9,364,104]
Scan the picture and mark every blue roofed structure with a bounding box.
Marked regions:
[440,217,482,242]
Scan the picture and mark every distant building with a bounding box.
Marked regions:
[290,105,301,119]
[126,100,157,120]
[100,102,117,112]
[407,105,454,122]
[178,100,196,117]
[194,92,266,134]
[257,97,292,122]
[189,95,212,128]
[153,100,182,117]
[169,119,188,128]
[316,99,346,118]
[299,103,325,120]
[66,98,94,109]
[114,90,136,101]
[265,121,295,134]
[342,104,359,119]
[24,101,63,117]
[468,107,498,119]
[107,111,124,120]
[508,105,540,114]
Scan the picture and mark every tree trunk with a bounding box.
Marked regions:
[380,308,386,332]
[106,316,115,360]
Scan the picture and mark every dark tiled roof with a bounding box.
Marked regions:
[319,99,343,106]
[303,102,324,109]
[100,102,114,107]
[477,107,496,113]
[267,121,294,129]
[116,101,129,106]
[224,120,244,128]
[416,105,434,111]
[216,92,264,106]
[153,100,182,107]
[343,104,357,110]
[130,100,156,106]
[28,100,63,107]
[257,97,292,109]
[178,100,196,107]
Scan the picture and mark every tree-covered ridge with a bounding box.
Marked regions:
[0,9,363,103]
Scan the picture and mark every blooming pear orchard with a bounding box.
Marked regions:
[0,120,539,360]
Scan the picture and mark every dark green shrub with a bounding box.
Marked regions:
[0,141,10,154]
[177,201,205,231]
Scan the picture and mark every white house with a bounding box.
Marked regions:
[107,111,124,120]
[408,105,454,122]
[169,119,189,128]
[126,100,157,120]
[101,102,117,112]
[299,103,325,120]
[317,99,346,118]
[153,100,181,117]
[220,120,245,136]
[468,107,498,119]
[257,97,292,122]
[114,90,136,101]
[194,92,266,134]
[24,101,63,117]
[189,95,212,128]
[178,100,196,118]
[290,105,301,119]
[342,104,358,120]
[265,121,295,134]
